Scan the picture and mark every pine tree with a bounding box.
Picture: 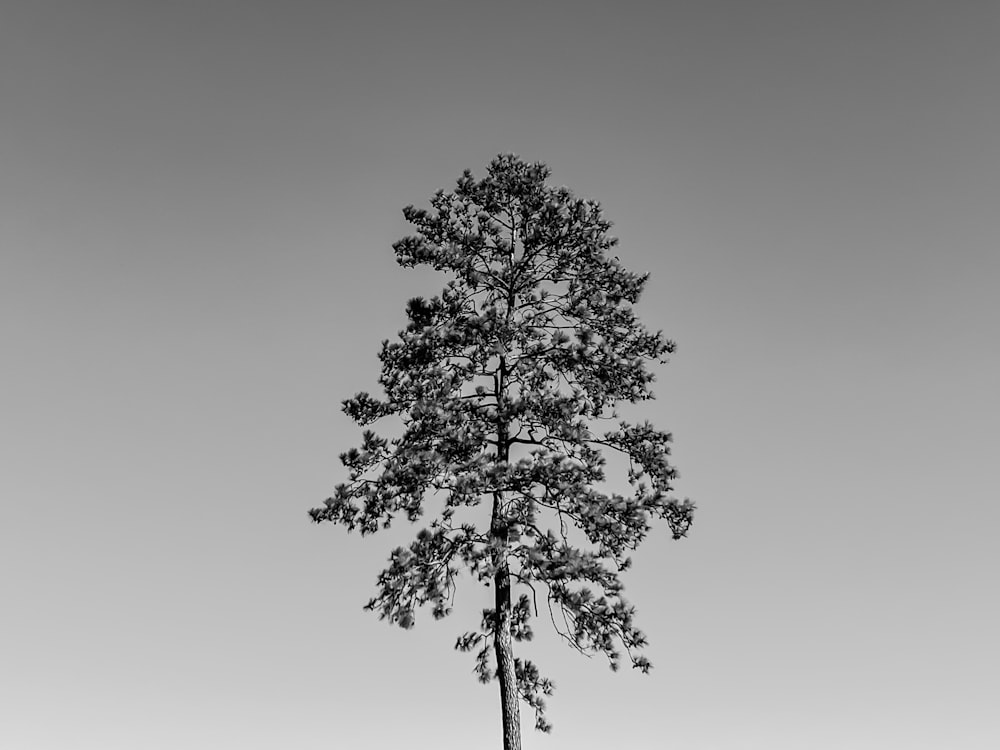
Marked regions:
[310,154,693,749]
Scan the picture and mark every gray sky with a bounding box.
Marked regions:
[2,1,997,748]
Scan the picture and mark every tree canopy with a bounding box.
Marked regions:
[311,154,693,746]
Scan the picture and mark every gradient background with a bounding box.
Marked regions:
[2,1,998,748]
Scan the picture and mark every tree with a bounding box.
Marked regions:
[310,154,693,749]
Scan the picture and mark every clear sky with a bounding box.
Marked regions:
[2,1,997,748]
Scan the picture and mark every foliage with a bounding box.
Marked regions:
[311,154,693,734]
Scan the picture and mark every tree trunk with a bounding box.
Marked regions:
[493,343,520,748]
[494,562,522,750]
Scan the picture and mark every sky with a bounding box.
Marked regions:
[1,1,998,748]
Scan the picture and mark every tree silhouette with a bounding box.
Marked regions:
[311,154,693,749]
